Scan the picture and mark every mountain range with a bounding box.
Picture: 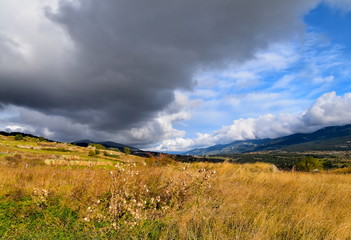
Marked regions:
[2,124,351,156]
[185,124,351,155]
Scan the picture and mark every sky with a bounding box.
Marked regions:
[0,0,351,152]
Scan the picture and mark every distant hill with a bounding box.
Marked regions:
[71,140,141,153]
[185,124,351,155]
[0,131,148,156]
[0,131,53,142]
[185,139,271,156]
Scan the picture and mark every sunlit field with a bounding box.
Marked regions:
[1,136,351,239]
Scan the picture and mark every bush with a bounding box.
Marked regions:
[296,156,323,172]
[14,134,23,141]
[108,147,120,152]
[38,137,46,142]
[323,160,334,170]
[95,149,100,155]
[88,144,106,150]
[145,153,176,166]
[88,150,96,157]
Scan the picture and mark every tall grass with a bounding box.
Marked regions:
[1,162,351,239]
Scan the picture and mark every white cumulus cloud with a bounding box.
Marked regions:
[153,91,351,152]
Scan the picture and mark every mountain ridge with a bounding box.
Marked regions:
[185,124,351,155]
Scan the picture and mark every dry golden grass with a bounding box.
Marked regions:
[1,136,351,239]
[1,160,351,239]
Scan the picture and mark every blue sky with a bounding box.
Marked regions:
[154,2,351,151]
[0,0,351,152]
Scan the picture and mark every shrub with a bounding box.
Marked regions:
[323,160,334,169]
[296,156,323,172]
[108,147,120,152]
[145,153,176,166]
[88,144,106,150]
[95,149,100,155]
[88,150,96,157]
[38,137,46,142]
[14,134,23,141]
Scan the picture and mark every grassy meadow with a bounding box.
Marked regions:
[1,135,351,239]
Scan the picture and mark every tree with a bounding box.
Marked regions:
[296,156,323,172]
[124,147,131,155]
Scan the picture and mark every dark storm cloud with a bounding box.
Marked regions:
[0,0,319,141]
